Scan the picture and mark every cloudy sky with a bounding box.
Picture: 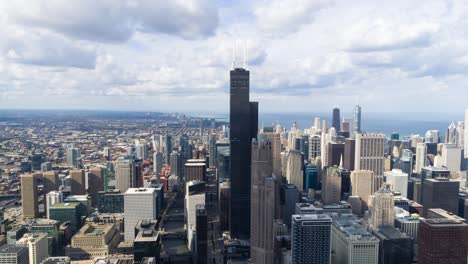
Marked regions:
[0,0,467,114]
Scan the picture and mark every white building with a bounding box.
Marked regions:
[415,143,427,174]
[384,169,409,198]
[46,191,63,219]
[16,233,48,264]
[124,188,157,241]
[440,143,462,172]
[332,214,379,264]
[185,181,206,252]
[464,109,468,158]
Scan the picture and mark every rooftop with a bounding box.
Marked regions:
[0,245,26,254]
[124,188,155,194]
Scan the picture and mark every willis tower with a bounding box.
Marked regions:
[230,63,258,239]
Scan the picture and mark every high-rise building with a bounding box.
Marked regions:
[418,218,468,264]
[343,138,355,171]
[136,144,148,160]
[304,163,319,192]
[164,133,172,165]
[331,214,379,264]
[286,150,304,191]
[66,147,81,169]
[43,171,58,195]
[250,140,276,264]
[195,205,207,264]
[185,181,205,251]
[97,190,124,213]
[322,166,342,204]
[229,66,258,239]
[264,132,282,177]
[353,105,361,135]
[49,202,85,233]
[153,152,163,176]
[384,169,408,198]
[103,147,111,161]
[445,121,457,144]
[309,135,321,160]
[69,169,86,195]
[281,184,300,228]
[46,191,63,219]
[350,170,378,208]
[115,159,134,193]
[440,143,462,172]
[219,182,230,231]
[21,173,40,219]
[394,215,422,244]
[369,185,394,230]
[327,143,344,167]
[355,133,385,184]
[422,178,459,216]
[208,133,217,168]
[185,162,206,182]
[291,214,332,264]
[124,188,158,242]
[169,152,182,177]
[88,167,104,207]
[16,233,48,264]
[456,121,464,148]
[373,226,413,264]
[425,130,440,143]
[133,220,160,263]
[0,245,29,264]
[332,107,341,131]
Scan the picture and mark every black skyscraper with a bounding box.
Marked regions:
[229,67,258,238]
[332,107,341,131]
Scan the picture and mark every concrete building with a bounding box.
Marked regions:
[195,205,207,264]
[21,173,40,219]
[88,167,105,207]
[440,143,462,172]
[332,214,379,264]
[373,226,413,264]
[134,220,161,263]
[322,166,342,204]
[16,233,48,264]
[291,214,332,264]
[46,191,63,219]
[66,147,81,169]
[309,135,321,160]
[264,132,282,177]
[384,169,408,198]
[185,181,205,251]
[97,190,124,214]
[218,182,230,232]
[0,245,28,264]
[350,170,377,208]
[124,188,158,242]
[286,150,304,191]
[114,159,134,193]
[353,105,361,135]
[153,152,163,176]
[184,162,206,182]
[250,140,277,264]
[415,143,427,174]
[354,134,385,185]
[66,223,120,259]
[69,170,86,195]
[43,171,58,196]
[418,218,468,264]
[394,214,423,244]
[422,178,459,216]
[369,185,394,230]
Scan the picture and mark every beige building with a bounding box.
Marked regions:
[369,185,394,230]
[350,170,379,208]
[16,233,48,264]
[322,166,342,204]
[21,173,40,218]
[66,223,121,259]
[43,171,59,195]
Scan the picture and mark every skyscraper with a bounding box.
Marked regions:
[322,166,342,204]
[384,169,408,198]
[291,214,332,264]
[164,133,172,165]
[16,233,48,264]
[309,135,321,160]
[250,140,276,264]
[115,159,133,193]
[418,218,468,264]
[66,147,81,168]
[332,107,340,131]
[415,143,427,174]
[264,132,282,177]
[124,188,158,242]
[195,204,208,264]
[354,133,385,184]
[88,167,105,206]
[229,66,258,239]
[350,170,377,208]
[353,105,361,135]
[69,169,86,195]
[286,150,304,191]
[43,171,58,195]
[21,173,40,218]
[153,152,163,175]
[369,185,394,230]
[422,178,459,216]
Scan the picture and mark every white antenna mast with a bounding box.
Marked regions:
[231,45,236,70]
[243,40,247,69]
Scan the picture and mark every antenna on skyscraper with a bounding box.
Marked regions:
[231,45,236,70]
[243,40,247,69]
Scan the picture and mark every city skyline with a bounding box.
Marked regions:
[1,1,468,113]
